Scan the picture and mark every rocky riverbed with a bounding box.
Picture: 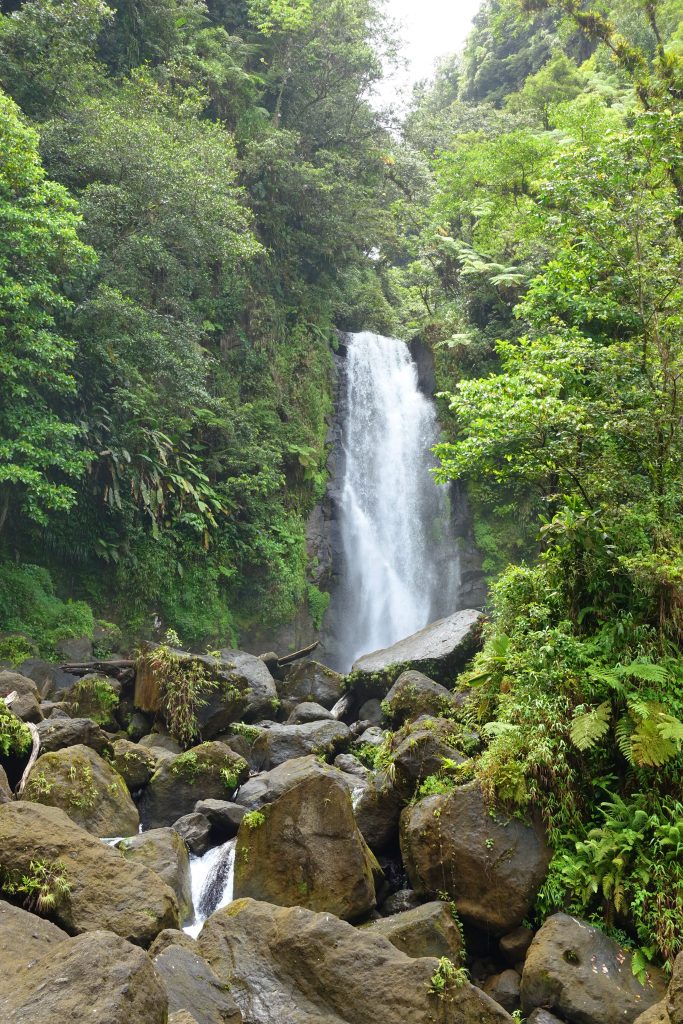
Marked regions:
[0,610,677,1023]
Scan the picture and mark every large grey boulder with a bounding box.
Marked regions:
[194,799,246,838]
[234,774,378,921]
[36,717,112,756]
[15,658,79,698]
[287,701,335,723]
[117,828,193,921]
[521,914,667,1024]
[250,720,350,770]
[0,802,179,945]
[352,610,483,687]
[111,737,158,790]
[140,742,249,829]
[362,900,463,961]
[0,670,42,722]
[277,660,344,710]
[0,929,168,1023]
[198,897,515,1024]
[0,898,68,962]
[152,941,242,1024]
[353,768,404,853]
[23,743,139,837]
[400,781,550,934]
[389,715,466,798]
[234,754,360,810]
[382,671,460,726]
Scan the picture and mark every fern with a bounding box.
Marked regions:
[570,701,611,751]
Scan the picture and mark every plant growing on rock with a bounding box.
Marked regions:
[1,858,71,914]
[428,957,468,998]
[70,677,119,725]
[0,703,32,758]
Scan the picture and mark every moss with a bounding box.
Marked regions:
[0,703,32,758]
[243,810,266,829]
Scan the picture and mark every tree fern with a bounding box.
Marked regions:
[570,701,611,751]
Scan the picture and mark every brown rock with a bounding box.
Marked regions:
[0,898,68,962]
[153,941,242,1024]
[118,827,192,920]
[111,738,158,790]
[140,742,249,829]
[362,900,463,960]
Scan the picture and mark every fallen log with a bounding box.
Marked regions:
[59,659,135,677]
[276,640,319,668]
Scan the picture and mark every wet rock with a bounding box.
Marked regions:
[0,670,42,722]
[382,671,459,726]
[287,701,335,724]
[194,799,246,838]
[251,720,350,770]
[482,970,521,1013]
[152,940,242,1024]
[362,901,463,960]
[521,913,667,1024]
[380,888,421,915]
[198,897,515,1024]
[118,828,193,920]
[0,929,168,1023]
[0,898,68,962]
[36,717,112,756]
[400,781,550,935]
[172,812,213,855]
[111,737,158,791]
[23,743,139,837]
[0,802,179,945]
[234,774,379,921]
[278,660,344,710]
[354,769,403,854]
[140,742,249,829]
[352,609,484,688]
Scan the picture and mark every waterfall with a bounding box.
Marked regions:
[183,838,236,938]
[333,331,458,669]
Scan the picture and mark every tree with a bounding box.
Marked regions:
[0,89,95,532]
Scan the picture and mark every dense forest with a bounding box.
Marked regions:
[2,0,683,995]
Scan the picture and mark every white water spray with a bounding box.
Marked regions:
[335,332,457,668]
[184,838,236,938]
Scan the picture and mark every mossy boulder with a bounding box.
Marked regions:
[66,675,120,728]
[382,671,460,726]
[140,742,249,829]
[277,660,344,711]
[233,774,379,921]
[0,802,179,945]
[23,743,139,837]
[400,781,551,935]
[36,717,112,756]
[111,738,158,791]
[389,715,467,798]
[362,900,464,961]
[251,720,350,771]
[117,828,192,921]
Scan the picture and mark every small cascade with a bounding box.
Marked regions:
[184,838,236,938]
[332,331,459,669]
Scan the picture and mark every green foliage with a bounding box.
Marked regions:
[243,809,266,829]
[0,702,32,758]
[0,858,71,915]
[0,562,95,658]
[427,957,469,998]
[70,677,119,725]
[307,585,330,632]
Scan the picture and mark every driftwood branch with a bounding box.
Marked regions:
[3,693,40,798]
[277,640,319,668]
[59,659,135,678]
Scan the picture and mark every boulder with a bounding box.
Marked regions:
[381,888,421,915]
[140,742,249,829]
[363,901,463,960]
[383,671,459,726]
[23,743,139,837]
[334,753,369,779]
[234,774,378,921]
[118,828,192,921]
[235,754,343,809]
[278,660,344,710]
[0,802,179,945]
[139,732,183,754]
[111,737,158,790]
[482,970,521,1014]
[354,769,404,853]
[0,929,167,1023]
[287,701,335,724]
[0,670,42,722]
[36,717,112,756]
[400,782,550,935]
[251,720,350,770]
[521,914,667,1024]
[198,897,515,1024]
[15,658,79,698]
[668,952,683,1024]
[500,925,534,965]
[389,716,466,798]
[194,799,246,838]
[358,698,383,725]
[352,610,483,688]
[172,812,213,855]
[152,941,242,1024]
[65,674,121,728]
[528,1012,566,1024]
[0,898,68,961]
[635,1005,671,1024]
[0,765,11,804]
[56,635,93,662]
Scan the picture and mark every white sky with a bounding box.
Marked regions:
[380,0,482,102]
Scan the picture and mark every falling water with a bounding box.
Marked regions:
[334,332,458,668]
[183,838,236,938]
